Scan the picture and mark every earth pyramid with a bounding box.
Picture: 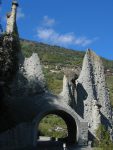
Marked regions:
[0,1,112,149]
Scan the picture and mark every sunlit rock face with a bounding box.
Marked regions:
[78,49,112,134]
[22,53,46,94]
[60,70,78,111]
[6,1,18,33]
[60,75,72,105]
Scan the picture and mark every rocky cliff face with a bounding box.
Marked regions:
[21,53,46,94]
[78,49,112,135]
[60,70,78,110]
[0,32,21,132]
[0,36,47,133]
[0,34,19,83]
[0,0,47,132]
[8,53,46,100]
[6,1,18,34]
[59,50,112,136]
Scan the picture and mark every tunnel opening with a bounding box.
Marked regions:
[38,114,68,142]
[36,110,77,146]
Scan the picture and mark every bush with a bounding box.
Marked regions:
[94,125,113,150]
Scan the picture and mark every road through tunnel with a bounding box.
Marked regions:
[33,108,78,146]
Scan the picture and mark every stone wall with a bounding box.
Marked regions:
[78,122,88,146]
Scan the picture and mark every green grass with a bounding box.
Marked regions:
[43,68,63,94]
[38,114,68,138]
[20,39,84,67]
[106,76,113,107]
[93,125,113,150]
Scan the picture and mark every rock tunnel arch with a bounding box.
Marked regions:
[33,105,80,146]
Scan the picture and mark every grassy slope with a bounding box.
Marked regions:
[106,76,113,106]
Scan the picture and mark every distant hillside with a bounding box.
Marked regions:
[20,39,113,106]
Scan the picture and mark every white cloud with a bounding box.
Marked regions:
[36,16,98,47]
[57,34,75,44]
[42,16,55,27]
[74,37,93,47]
[17,8,25,20]
[37,28,96,47]
[38,28,55,39]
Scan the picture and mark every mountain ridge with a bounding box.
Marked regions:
[20,38,113,60]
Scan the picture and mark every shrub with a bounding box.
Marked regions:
[94,125,113,150]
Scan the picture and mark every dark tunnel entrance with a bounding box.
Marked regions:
[35,109,77,146]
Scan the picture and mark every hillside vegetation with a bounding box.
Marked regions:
[39,114,67,138]
[20,39,113,107]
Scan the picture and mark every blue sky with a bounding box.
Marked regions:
[0,0,113,60]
